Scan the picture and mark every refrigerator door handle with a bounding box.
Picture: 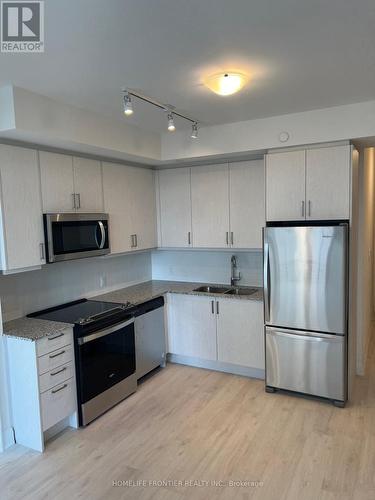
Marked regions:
[266,326,344,341]
[264,241,270,322]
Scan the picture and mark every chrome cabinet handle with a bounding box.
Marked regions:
[231,232,234,246]
[188,232,191,245]
[49,350,65,359]
[216,301,219,315]
[51,383,67,394]
[226,232,229,245]
[211,300,214,314]
[72,193,76,209]
[301,200,305,217]
[135,234,138,247]
[40,243,45,261]
[50,366,67,377]
[130,235,135,248]
[76,193,81,209]
[308,200,311,217]
[47,333,64,341]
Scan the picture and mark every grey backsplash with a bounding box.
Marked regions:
[152,250,263,287]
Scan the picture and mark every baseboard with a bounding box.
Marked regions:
[167,353,265,380]
[1,425,15,451]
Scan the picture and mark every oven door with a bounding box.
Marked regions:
[44,213,110,263]
[77,318,136,406]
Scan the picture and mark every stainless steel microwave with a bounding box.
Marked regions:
[44,213,110,263]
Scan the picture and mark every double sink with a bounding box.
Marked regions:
[193,285,258,296]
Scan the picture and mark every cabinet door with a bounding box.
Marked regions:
[191,164,230,248]
[158,168,192,247]
[266,151,306,221]
[229,160,265,248]
[0,145,45,270]
[167,294,217,361]
[217,299,264,369]
[102,162,133,254]
[73,157,103,212]
[128,167,157,250]
[306,146,350,220]
[39,152,75,212]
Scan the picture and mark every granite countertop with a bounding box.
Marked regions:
[3,317,72,342]
[2,281,263,342]
[93,280,263,305]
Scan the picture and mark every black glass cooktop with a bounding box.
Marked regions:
[28,299,132,325]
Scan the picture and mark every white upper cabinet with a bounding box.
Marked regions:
[266,150,306,221]
[229,160,265,248]
[102,162,133,254]
[39,152,75,212]
[158,168,192,248]
[102,163,156,254]
[306,146,350,220]
[0,145,45,271]
[266,145,351,222]
[191,164,230,248]
[217,299,264,369]
[72,157,104,213]
[128,167,157,251]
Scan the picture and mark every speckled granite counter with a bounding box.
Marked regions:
[2,281,262,342]
[93,280,263,305]
[3,317,72,342]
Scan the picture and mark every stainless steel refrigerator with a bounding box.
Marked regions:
[263,223,348,406]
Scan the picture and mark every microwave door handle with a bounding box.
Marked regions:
[98,221,105,249]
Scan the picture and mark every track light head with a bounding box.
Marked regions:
[191,122,198,139]
[123,93,133,116]
[167,113,175,132]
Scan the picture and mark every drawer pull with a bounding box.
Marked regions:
[51,383,67,394]
[48,333,64,341]
[49,350,65,359]
[50,367,67,377]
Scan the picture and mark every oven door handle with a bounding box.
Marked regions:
[78,317,134,345]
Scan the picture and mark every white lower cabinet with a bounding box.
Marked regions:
[167,294,217,360]
[167,293,264,372]
[217,299,264,369]
[6,328,78,452]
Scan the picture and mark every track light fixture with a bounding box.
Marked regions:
[121,89,199,139]
[123,92,133,116]
[167,113,175,132]
[191,122,198,139]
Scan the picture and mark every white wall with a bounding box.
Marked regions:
[152,250,263,287]
[356,148,375,375]
[0,252,152,322]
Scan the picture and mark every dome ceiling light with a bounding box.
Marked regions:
[204,72,248,96]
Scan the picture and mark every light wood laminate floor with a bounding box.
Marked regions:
[1,345,375,500]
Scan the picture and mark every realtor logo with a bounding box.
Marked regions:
[1,1,44,52]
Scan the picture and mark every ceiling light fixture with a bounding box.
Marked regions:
[191,122,198,139]
[123,92,133,115]
[167,113,176,132]
[121,89,199,139]
[204,72,247,96]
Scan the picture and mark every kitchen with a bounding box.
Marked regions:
[1,1,375,499]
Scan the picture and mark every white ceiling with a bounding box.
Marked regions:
[1,0,375,132]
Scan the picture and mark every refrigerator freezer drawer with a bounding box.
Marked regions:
[265,327,346,401]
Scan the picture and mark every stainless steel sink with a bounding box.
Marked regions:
[224,287,258,296]
[193,285,232,294]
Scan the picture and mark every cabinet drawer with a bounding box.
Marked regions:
[39,361,74,393]
[38,345,74,375]
[36,328,73,357]
[41,377,76,431]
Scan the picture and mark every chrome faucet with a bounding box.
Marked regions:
[230,255,241,287]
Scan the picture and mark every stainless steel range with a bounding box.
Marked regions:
[29,299,137,425]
